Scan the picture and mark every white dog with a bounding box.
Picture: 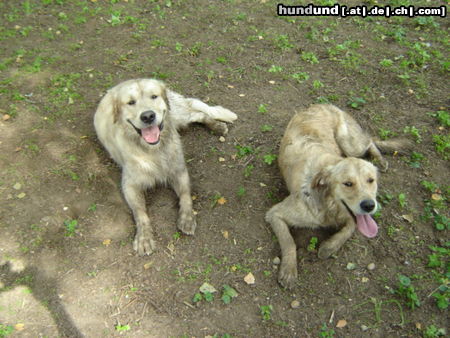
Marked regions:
[94,79,237,255]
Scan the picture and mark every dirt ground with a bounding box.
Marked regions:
[0,0,448,337]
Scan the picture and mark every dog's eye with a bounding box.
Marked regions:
[367,178,374,183]
[128,100,136,105]
[151,95,158,99]
[343,181,353,187]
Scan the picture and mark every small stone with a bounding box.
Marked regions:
[244,272,255,285]
[199,282,217,294]
[291,300,300,309]
[3,114,11,121]
[273,257,281,265]
[219,136,226,142]
[367,263,376,271]
[336,319,347,328]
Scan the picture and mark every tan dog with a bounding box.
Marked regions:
[94,79,237,255]
[266,104,408,288]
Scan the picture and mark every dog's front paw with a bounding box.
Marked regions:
[177,212,197,235]
[133,226,156,256]
[278,261,298,289]
[318,241,338,259]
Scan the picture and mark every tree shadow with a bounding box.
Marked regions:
[0,262,83,337]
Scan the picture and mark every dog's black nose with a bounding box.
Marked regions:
[140,111,156,124]
[360,199,376,212]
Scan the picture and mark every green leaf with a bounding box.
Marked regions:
[203,291,214,302]
[115,324,130,332]
[192,293,202,303]
[398,274,411,287]
[221,284,238,304]
[433,292,449,310]
[427,253,441,268]
[221,294,231,304]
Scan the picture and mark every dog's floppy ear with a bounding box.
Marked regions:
[97,89,121,124]
[111,92,121,124]
[159,82,171,112]
[311,170,329,190]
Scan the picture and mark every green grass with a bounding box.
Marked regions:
[291,71,310,83]
[243,164,254,178]
[259,305,273,321]
[432,134,449,160]
[307,237,318,252]
[428,110,449,128]
[263,154,277,165]
[258,104,268,113]
[403,126,422,143]
[394,274,420,310]
[260,124,273,132]
[235,145,254,158]
[221,285,238,304]
[115,324,130,332]
[427,244,449,310]
[64,219,78,237]
[0,324,14,337]
[300,51,319,64]
[274,34,293,50]
[319,323,335,337]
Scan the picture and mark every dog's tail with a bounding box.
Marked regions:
[374,138,414,154]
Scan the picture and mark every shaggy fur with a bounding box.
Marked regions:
[266,104,409,288]
[94,78,237,255]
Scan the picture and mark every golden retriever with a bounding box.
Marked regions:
[94,78,237,255]
[266,104,409,288]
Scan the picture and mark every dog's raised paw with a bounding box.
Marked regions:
[318,242,338,259]
[133,233,156,256]
[177,212,197,235]
[278,263,298,289]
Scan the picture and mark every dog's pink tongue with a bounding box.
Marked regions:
[356,214,378,238]
[141,125,160,144]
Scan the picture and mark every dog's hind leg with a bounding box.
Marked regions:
[185,98,237,135]
[335,112,388,171]
[122,175,156,255]
[365,142,388,171]
[170,167,197,235]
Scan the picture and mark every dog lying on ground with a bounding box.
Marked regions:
[265,104,409,288]
[94,78,237,255]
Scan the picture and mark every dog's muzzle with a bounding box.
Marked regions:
[127,119,164,145]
